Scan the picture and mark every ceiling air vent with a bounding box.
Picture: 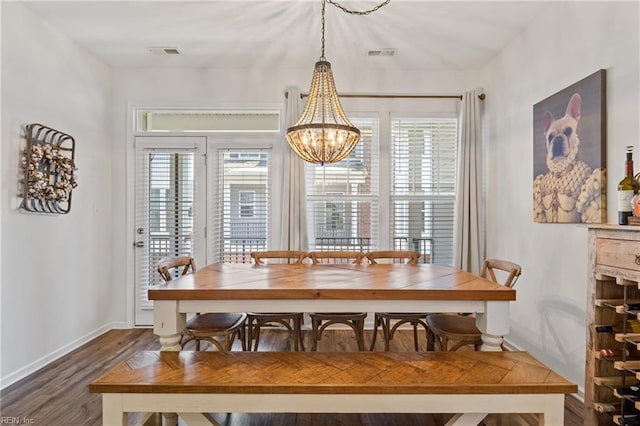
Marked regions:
[146,47,181,55]
[368,48,396,57]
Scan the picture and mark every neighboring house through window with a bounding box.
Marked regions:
[239,191,256,218]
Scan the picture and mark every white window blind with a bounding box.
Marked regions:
[306,118,379,251]
[391,117,457,264]
[135,149,197,310]
[211,150,270,263]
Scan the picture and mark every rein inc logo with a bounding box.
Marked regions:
[1,418,34,424]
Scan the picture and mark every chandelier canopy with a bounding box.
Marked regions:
[286,0,389,165]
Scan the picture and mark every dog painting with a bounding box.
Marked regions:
[533,70,607,223]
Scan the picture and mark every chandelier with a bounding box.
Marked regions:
[286,0,390,165]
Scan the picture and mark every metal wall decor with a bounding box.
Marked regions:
[21,123,77,214]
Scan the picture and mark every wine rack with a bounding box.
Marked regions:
[586,225,640,425]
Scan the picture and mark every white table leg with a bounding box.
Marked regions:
[476,301,510,351]
[158,335,182,351]
[480,334,504,352]
[153,300,186,351]
[153,300,185,425]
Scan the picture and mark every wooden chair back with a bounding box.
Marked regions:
[157,256,196,282]
[307,251,365,265]
[481,259,522,288]
[366,250,419,265]
[251,250,307,265]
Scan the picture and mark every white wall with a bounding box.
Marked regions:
[482,1,640,393]
[1,3,115,386]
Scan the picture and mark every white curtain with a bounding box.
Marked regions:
[280,87,309,250]
[453,89,484,274]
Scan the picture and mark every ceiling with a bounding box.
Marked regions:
[22,0,550,70]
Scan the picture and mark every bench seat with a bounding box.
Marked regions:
[89,351,576,426]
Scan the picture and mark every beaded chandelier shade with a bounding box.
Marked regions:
[286,60,360,165]
[286,0,390,166]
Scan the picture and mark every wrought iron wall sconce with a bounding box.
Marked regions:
[21,123,77,214]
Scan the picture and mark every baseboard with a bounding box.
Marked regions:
[0,321,122,390]
[500,339,521,351]
[565,391,585,409]
[110,321,130,329]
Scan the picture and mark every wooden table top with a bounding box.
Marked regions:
[89,351,576,395]
[148,263,516,302]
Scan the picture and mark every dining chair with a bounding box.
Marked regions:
[366,250,429,351]
[426,258,522,351]
[307,251,368,351]
[247,251,307,351]
[157,256,247,351]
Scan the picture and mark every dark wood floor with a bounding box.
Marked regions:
[1,328,584,425]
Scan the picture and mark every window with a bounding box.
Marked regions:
[212,149,270,264]
[239,191,255,218]
[325,199,345,231]
[136,109,280,132]
[306,118,379,252]
[147,152,195,266]
[304,112,457,264]
[391,117,457,264]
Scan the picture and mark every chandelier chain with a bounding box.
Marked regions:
[321,0,326,60]
[320,0,390,60]
[326,0,391,16]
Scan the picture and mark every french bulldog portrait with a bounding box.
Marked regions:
[533,93,605,223]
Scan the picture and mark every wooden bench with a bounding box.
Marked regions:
[89,351,577,426]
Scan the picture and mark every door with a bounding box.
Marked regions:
[133,136,206,325]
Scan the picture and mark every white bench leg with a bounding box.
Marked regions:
[445,413,488,426]
[539,395,565,425]
[102,394,126,426]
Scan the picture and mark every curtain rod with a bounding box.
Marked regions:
[285,92,486,100]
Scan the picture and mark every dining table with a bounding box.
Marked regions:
[148,262,516,352]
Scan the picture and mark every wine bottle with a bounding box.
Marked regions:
[618,414,640,426]
[595,320,640,334]
[596,324,617,333]
[615,385,640,400]
[599,347,630,358]
[595,402,617,413]
[618,146,640,225]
